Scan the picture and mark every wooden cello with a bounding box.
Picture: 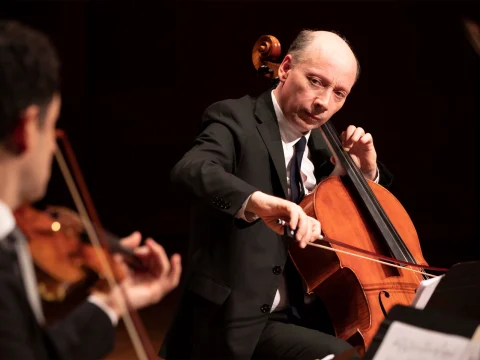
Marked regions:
[251,35,446,356]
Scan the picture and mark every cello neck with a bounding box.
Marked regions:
[320,121,419,267]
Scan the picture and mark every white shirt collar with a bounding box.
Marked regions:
[0,199,16,240]
[271,90,311,146]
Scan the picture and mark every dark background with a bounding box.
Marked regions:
[1,0,479,269]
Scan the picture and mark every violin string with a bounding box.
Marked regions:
[54,148,149,360]
[306,241,437,278]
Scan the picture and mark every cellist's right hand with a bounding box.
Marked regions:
[245,191,321,248]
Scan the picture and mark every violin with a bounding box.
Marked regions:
[13,204,141,303]
[251,35,447,356]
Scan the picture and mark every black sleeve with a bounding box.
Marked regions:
[171,101,259,217]
[376,161,393,188]
[0,276,40,359]
[48,301,115,360]
[0,274,115,360]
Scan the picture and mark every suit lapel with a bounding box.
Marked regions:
[254,91,288,198]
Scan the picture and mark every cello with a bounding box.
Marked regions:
[251,35,447,356]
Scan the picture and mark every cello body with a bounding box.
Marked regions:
[290,176,428,355]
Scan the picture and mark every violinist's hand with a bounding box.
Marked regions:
[330,125,378,181]
[245,191,321,248]
[94,232,182,317]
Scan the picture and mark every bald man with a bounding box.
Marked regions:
[159,30,393,360]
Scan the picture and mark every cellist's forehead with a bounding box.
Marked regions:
[297,34,357,91]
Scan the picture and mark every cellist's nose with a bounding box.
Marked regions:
[313,89,331,113]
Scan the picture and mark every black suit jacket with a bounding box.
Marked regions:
[0,236,116,360]
[160,90,393,360]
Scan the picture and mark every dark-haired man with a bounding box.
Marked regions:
[0,20,182,360]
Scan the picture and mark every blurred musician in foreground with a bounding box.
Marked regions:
[0,20,182,360]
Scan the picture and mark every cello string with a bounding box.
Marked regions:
[317,126,426,284]
[54,147,149,360]
[320,125,416,265]
[305,241,437,278]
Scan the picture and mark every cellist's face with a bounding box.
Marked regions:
[274,34,357,133]
[20,94,61,204]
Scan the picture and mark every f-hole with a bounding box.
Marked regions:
[378,290,390,316]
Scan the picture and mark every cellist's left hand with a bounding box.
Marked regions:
[330,125,378,181]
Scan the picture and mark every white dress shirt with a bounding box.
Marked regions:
[0,199,15,240]
[0,199,119,326]
[236,91,379,312]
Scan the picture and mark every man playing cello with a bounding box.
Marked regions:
[160,29,392,360]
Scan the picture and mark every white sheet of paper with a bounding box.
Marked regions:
[410,274,444,310]
[372,321,470,360]
[459,326,480,360]
[459,341,480,360]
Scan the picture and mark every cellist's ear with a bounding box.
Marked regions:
[6,105,40,155]
[278,54,293,82]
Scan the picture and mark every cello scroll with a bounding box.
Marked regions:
[252,35,281,82]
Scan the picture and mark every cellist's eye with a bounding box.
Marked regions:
[309,77,322,87]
